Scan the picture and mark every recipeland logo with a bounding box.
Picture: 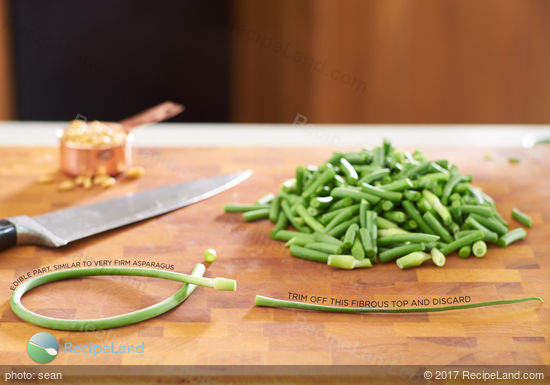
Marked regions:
[28,333,59,363]
[64,341,145,356]
[27,332,144,363]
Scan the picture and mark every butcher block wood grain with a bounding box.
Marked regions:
[0,145,549,367]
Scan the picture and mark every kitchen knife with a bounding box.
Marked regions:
[0,170,252,251]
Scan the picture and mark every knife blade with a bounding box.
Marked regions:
[0,170,252,251]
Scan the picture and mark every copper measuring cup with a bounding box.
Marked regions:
[59,101,184,177]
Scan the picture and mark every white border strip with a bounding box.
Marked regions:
[0,122,548,147]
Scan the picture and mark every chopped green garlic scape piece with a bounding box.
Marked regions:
[224,139,530,270]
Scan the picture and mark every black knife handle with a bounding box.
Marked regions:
[0,220,16,251]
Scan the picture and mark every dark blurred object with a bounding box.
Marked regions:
[0,0,15,120]
[12,0,229,122]
[9,0,550,124]
[231,0,550,124]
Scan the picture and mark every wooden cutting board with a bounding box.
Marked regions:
[0,145,548,366]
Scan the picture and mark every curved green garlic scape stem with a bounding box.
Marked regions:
[255,295,542,313]
[11,265,236,331]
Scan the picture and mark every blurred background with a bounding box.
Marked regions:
[0,0,549,124]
